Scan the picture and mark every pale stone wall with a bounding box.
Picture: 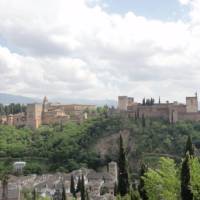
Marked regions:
[42,109,70,125]
[127,103,188,123]
[179,112,200,122]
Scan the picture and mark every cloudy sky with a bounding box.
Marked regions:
[0,0,200,103]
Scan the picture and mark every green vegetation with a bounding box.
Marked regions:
[1,114,200,175]
[116,133,200,200]
[1,111,200,199]
[0,103,26,115]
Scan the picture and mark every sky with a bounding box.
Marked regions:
[0,0,200,103]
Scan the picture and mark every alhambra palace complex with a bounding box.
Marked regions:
[0,96,96,129]
[118,94,200,123]
[1,94,200,128]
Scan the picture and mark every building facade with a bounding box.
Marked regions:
[25,97,96,129]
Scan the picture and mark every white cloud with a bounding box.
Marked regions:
[179,0,191,5]
[0,0,200,102]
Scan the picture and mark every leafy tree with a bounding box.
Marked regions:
[143,157,180,200]
[181,153,193,200]
[190,157,200,199]
[129,188,141,200]
[118,135,129,196]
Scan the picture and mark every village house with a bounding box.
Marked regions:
[0,162,117,200]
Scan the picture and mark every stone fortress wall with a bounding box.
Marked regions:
[118,93,200,123]
[0,96,96,129]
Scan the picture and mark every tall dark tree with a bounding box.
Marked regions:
[150,98,153,105]
[142,114,146,128]
[142,98,146,105]
[62,183,67,200]
[70,175,76,197]
[185,136,194,156]
[81,174,85,200]
[32,188,37,200]
[181,153,193,200]
[76,176,81,193]
[138,163,148,200]
[117,135,129,196]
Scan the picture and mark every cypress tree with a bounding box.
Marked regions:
[118,135,129,196]
[142,98,146,105]
[138,164,148,200]
[32,188,37,200]
[185,136,194,156]
[81,174,85,200]
[181,153,193,200]
[70,175,76,197]
[62,183,67,200]
[142,114,146,128]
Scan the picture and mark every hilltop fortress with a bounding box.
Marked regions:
[1,94,200,128]
[118,94,200,123]
[0,96,96,129]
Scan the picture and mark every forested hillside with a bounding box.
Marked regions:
[0,114,200,175]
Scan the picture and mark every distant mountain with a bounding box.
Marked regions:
[0,93,39,104]
[0,93,117,107]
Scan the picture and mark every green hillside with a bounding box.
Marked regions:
[0,114,200,174]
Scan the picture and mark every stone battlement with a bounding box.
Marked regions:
[118,94,200,123]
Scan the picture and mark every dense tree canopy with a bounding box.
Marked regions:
[1,115,200,174]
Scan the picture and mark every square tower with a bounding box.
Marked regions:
[118,96,128,111]
[26,103,43,129]
[186,96,198,113]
